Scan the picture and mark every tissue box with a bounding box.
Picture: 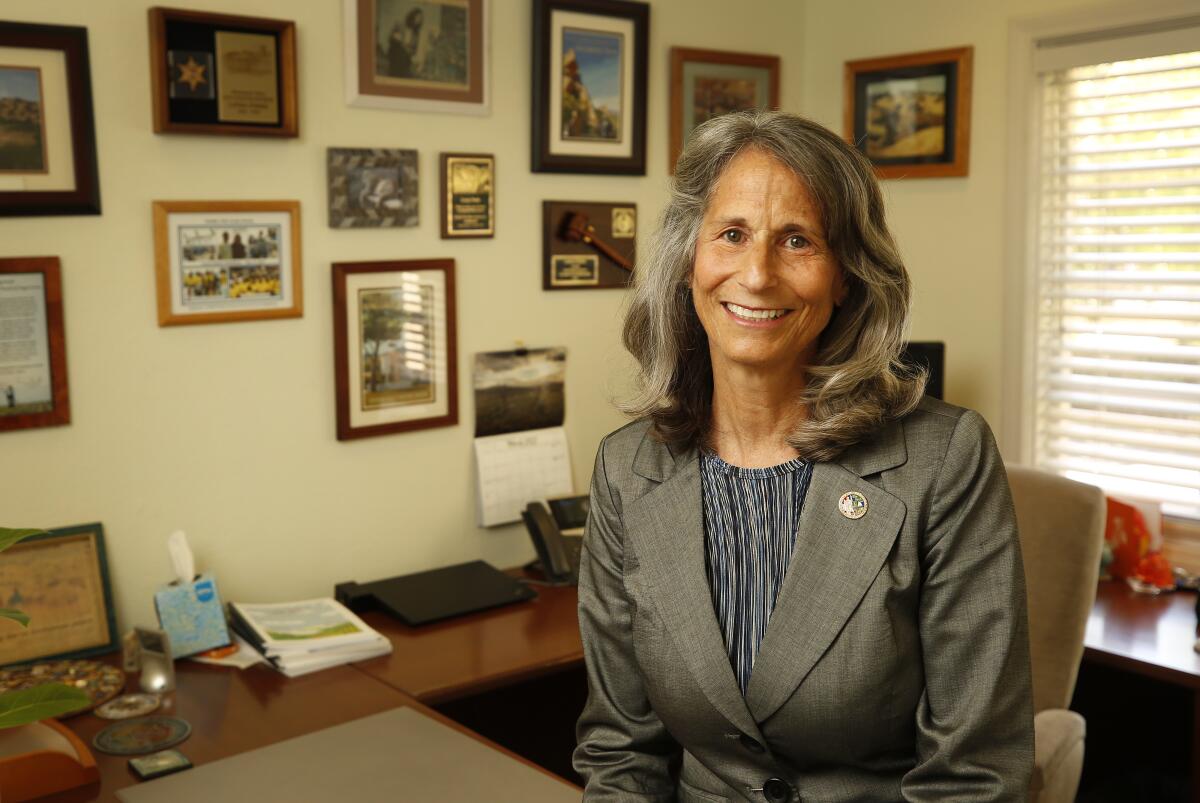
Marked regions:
[153,573,230,658]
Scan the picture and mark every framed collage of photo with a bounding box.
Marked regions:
[343,0,488,115]
[669,47,778,173]
[440,152,494,238]
[0,523,117,666]
[0,256,69,433]
[844,46,973,179]
[327,147,420,229]
[332,259,458,440]
[0,21,100,217]
[531,0,648,174]
[152,200,303,326]
[148,7,299,138]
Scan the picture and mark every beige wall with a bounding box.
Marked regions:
[0,0,806,629]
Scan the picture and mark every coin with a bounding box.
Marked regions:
[95,693,161,720]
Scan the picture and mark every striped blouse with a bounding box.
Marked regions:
[700,449,814,695]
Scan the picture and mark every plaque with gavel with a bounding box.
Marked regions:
[542,200,636,290]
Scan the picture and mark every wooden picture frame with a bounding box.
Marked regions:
[0,22,100,217]
[148,7,299,138]
[332,259,458,440]
[440,152,494,238]
[343,0,489,115]
[669,47,779,173]
[543,200,635,290]
[0,523,117,667]
[531,0,649,175]
[844,46,972,179]
[0,257,70,432]
[152,200,303,326]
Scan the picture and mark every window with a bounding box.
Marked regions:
[1031,29,1200,522]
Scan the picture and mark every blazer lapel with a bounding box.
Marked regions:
[624,446,764,742]
[744,460,907,722]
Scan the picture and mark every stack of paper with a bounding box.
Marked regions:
[228,598,391,678]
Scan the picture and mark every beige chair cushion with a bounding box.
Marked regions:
[1030,709,1086,803]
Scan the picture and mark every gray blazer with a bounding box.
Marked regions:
[573,397,1033,802]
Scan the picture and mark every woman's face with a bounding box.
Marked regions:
[691,148,845,377]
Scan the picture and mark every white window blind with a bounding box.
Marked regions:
[1035,45,1200,521]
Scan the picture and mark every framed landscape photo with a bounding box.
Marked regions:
[343,0,488,115]
[328,148,419,229]
[531,0,649,174]
[669,47,778,173]
[148,7,299,138]
[332,259,458,440]
[0,523,117,666]
[844,46,972,179]
[0,257,69,432]
[440,152,493,238]
[0,21,100,216]
[152,200,303,326]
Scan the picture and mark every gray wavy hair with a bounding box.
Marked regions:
[622,110,925,461]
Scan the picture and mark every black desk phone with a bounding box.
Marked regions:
[522,495,588,586]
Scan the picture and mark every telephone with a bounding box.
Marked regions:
[522,495,589,585]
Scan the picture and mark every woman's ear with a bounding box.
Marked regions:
[834,269,849,308]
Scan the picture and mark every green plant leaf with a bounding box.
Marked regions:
[0,683,92,729]
[0,608,29,627]
[0,528,45,555]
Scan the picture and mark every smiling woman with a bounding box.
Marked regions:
[574,111,1034,802]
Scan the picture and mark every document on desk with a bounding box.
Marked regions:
[474,426,574,527]
[116,706,578,802]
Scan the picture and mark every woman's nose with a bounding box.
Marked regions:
[737,241,777,292]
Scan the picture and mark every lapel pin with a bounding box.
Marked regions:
[838,491,868,520]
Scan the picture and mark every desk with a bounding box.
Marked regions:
[1080,580,1200,800]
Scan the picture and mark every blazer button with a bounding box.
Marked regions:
[738,734,765,754]
[762,777,791,803]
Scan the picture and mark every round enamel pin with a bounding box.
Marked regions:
[838,491,868,520]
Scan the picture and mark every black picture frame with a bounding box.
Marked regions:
[531,0,649,175]
[0,21,100,217]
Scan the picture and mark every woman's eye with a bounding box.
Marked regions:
[721,229,743,244]
[785,234,810,249]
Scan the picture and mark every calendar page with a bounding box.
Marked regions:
[474,426,574,527]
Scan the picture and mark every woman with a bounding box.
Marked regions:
[574,111,1032,802]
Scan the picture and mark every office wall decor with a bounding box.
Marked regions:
[152,200,303,326]
[332,259,458,440]
[0,257,69,432]
[0,22,100,217]
[542,200,635,289]
[669,47,778,173]
[148,7,298,138]
[531,0,649,174]
[0,524,117,665]
[439,152,494,238]
[328,148,419,229]
[844,46,973,179]
[343,0,488,114]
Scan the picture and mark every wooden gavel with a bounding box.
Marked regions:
[561,212,633,272]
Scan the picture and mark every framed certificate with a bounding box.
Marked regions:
[0,257,69,433]
[148,7,298,138]
[439,152,494,238]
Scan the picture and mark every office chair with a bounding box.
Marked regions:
[1006,465,1107,803]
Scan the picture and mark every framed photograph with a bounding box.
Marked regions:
[328,148,419,229]
[148,7,299,138]
[531,0,649,174]
[332,259,458,440]
[0,22,99,217]
[152,200,303,326]
[542,200,635,290]
[343,0,489,115]
[440,152,493,238]
[669,47,778,173]
[0,523,117,667]
[844,46,972,179]
[0,257,69,433]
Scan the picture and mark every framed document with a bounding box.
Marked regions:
[0,21,100,216]
[332,259,458,440]
[531,0,649,175]
[152,200,303,326]
[148,7,298,138]
[0,523,118,667]
[439,152,493,238]
[0,257,69,433]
